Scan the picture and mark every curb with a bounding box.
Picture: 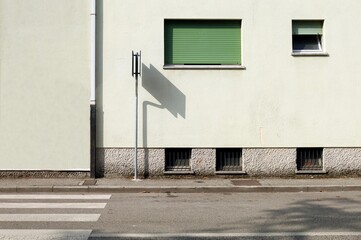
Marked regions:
[0,185,360,193]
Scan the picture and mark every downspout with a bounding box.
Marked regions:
[90,0,96,178]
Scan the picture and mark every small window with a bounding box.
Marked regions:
[165,148,191,171]
[216,148,242,172]
[164,20,242,65]
[297,148,323,171]
[292,20,324,53]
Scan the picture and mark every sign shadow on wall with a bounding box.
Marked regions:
[142,64,186,177]
[142,64,186,119]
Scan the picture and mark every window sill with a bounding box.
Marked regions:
[215,171,247,175]
[295,170,327,174]
[163,65,246,70]
[292,52,329,57]
[163,170,195,175]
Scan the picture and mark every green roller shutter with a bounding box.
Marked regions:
[165,20,241,65]
[292,20,323,35]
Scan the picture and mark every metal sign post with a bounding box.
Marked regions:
[132,51,141,180]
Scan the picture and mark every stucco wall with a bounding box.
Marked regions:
[244,148,296,177]
[96,148,217,177]
[0,0,90,170]
[97,0,361,148]
[96,148,216,177]
[96,148,361,177]
[324,148,361,176]
[96,148,165,177]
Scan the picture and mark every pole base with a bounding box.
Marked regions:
[132,178,143,182]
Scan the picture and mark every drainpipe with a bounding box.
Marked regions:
[90,0,96,178]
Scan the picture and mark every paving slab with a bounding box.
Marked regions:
[0,177,360,193]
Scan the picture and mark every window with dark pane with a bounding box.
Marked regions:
[165,148,191,171]
[292,20,323,52]
[216,148,242,171]
[293,35,322,51]
[297,148,323,171]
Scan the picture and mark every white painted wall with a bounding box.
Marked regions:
[98,0,361,148]
[0,0,90,170]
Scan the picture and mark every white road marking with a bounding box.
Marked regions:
[0,195,109,225]
[0,229,91,240]
[0,202,106,208]
[0,194,111,200]
[0,214,100,222]
[91,232,361,238]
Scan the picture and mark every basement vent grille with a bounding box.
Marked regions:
[216,148,242,171]
[165,148,191,171]
[297,148,323,171]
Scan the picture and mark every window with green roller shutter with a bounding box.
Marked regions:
[164,20,241,65]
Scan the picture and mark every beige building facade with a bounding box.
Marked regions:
[1,0,361,177]
[0,0,90,172]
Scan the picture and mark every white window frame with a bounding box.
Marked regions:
[292,20,329,56]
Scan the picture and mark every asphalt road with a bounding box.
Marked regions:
[0,192,360,239]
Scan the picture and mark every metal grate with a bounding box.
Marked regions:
[297,148,323,171]
[165,148,191,171]
[216,148,242,171]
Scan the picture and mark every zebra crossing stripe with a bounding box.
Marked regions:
[0,194,111,200]
[0,214,100,222]
[0,202,106,208]
[0,194,109,225]
[0,229,91,240]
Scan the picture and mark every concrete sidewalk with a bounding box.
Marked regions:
[0,177,360,193]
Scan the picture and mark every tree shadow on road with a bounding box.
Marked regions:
[199,195,361,240]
